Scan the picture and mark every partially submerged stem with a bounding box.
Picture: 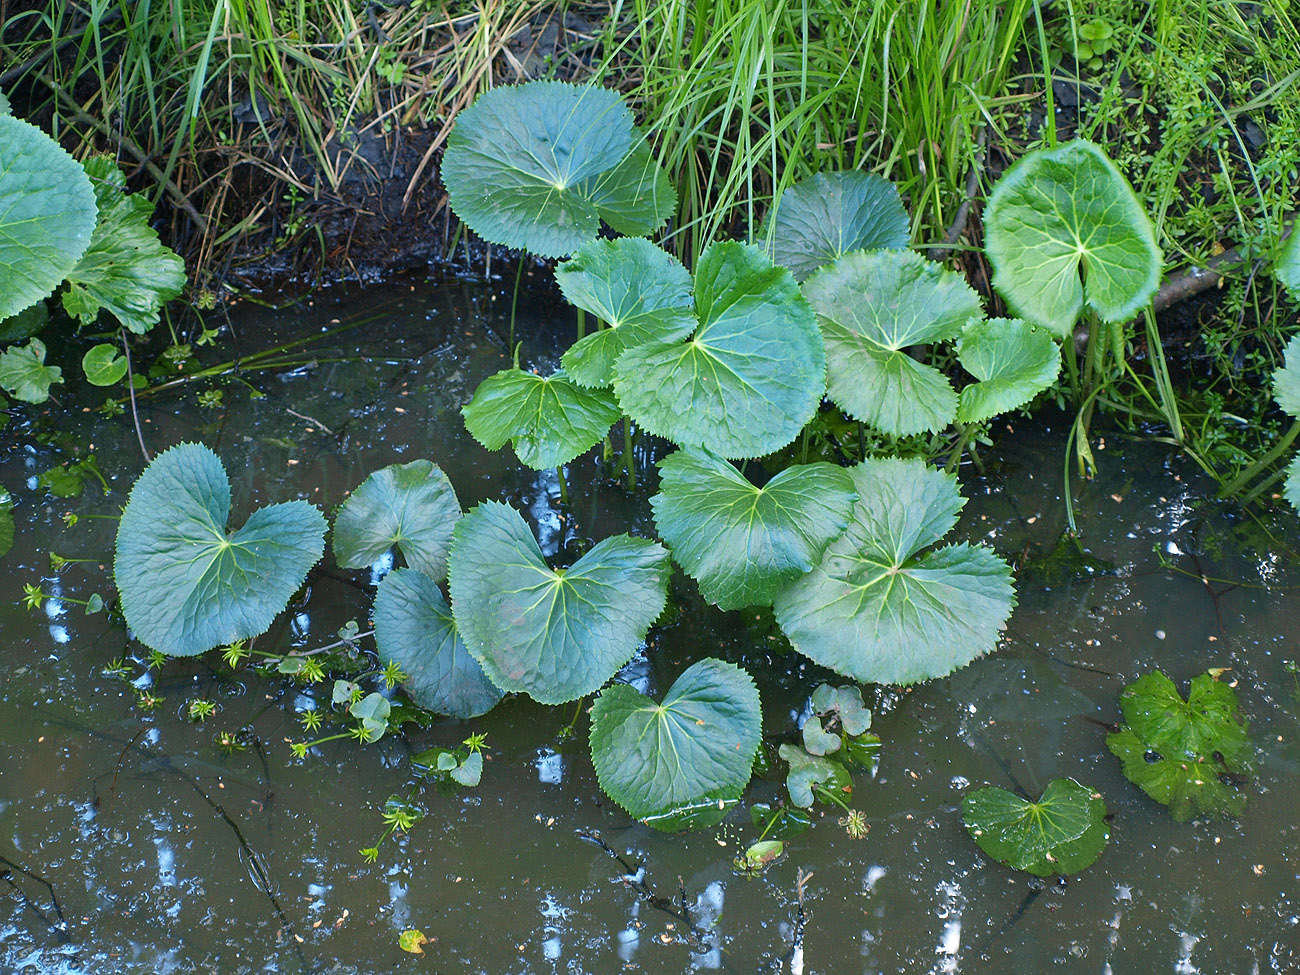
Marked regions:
[120,330,150,463]
[623,417,636,492]
[556,465,570,505]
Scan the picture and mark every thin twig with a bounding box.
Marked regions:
[120,331,150,463]
[285,407,334,435]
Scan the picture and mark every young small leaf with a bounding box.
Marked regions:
[956,318,1061,424]
[450,750,484,787]
[778,743,851,808]
[82,343,129,386]
[1277,228,1300,293]
[962,778,1109,876]
[0,338,62,403]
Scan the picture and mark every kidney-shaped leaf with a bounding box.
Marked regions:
[374,567,503,718]
[803,249,982,437]
[0,115,97,320]
[773,458,1014,685]
[651,449,856,609]
[462,368,621,469]
[441,81,670,257]
[556,238,695,387]
[448,501,670,704]
[984,140,1161,337]
[1277,228,1300,293]
[956,317,1061,424]
[114,442,326,656]
[763,170,909,281]
[333,460,460,580]
[1118,670,1249,764]
[962,778,1108,876]
[614,241,824,459]
[590,658,761,829]
[82,343,128,387]
[1106,727,1245,822]
[0,338,62,403]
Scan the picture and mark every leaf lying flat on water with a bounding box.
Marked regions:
[962,778,1108,876]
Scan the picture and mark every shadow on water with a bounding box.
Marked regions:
[3,271,1300,973]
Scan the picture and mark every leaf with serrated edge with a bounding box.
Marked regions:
[763,170,910,281]
[984,140,1161,337]
[1107,727,1246,822]
[374,568,503,718]
[333,460,461,581]
[578,138,675,239]
[614,241,824,459]
[957,317,1061,424]
[803,249,981,437]
[962,778,1108,876]
[590,658,760,830]
[774,458,1015,685]
[1285,453,1300,511]
[462,368,621,469]
[1277,229,1300,293]
[651,449,856,609]
[449,501,669,704]
[557,238,695,387]
[1271,334,1300,418]
[114,443,326,656]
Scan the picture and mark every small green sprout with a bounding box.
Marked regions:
[61,512,79,527]
[216,730,248,754]
[146,648,167,671]
[188,698,217,722]
[359,847,380,863]
[381,660,408,689]
[197,389,223,410]
[221,640,249,669]
[840,809,870,839]
[99,398,125,418]
[102,656,132,679]
[137,690,164,710]
[22,583,46,611]
[299,708,324,732]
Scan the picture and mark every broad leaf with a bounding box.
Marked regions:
[448,501,670,704]
[61,158,186,334]
[773,458,1015,685]
[778,743,852,808]
[650,449,856,609]
[556,238,695,387]
[1274,227,1299,293]
[984,140,1162,337]
[590,658,761,830]
[349,692,391,742]
[956,317,1061,424]
[451,750,484,787]
[114,442,326,656]
[763,170,910,281]
[962,778,1109,876]
[0,338,62,403]
[800,715,841,756]
[373,568,503,718]
[1107,728,1245,822]
[441,81,669,257]
[332,460,461,580]
[613,241,825,458]
[803,249,982,437]
[462,368,621,469]
[0,115,97,320]
[82,343,128,386]
[1271,334,1300,419]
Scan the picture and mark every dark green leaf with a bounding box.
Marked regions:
[0,302,48,342]
[82,343,129,386]
[779,743,851,808]
[956,318,1061,424]
[1106,727,1246,822]
[748,803,812,839]
[650,450,856,609]
[590,658,761,829]
[332,460,461,580]
[448,501,670,704]
[962,778,1109,876]
[841,733,881,774]
[0,490,12,559]
[0,338,62,403]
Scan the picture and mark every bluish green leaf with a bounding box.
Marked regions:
[1274,227,1300,293]
[0,338,62,403]
[651,450,856,609]
[778,743,851,808]
[0,115,97,320]
[984,140,1162,337]
[590,658,761,829]
[800,715,841,756]
[373,567,503,718]
[1285,453,1300,511]
[962,778,1109,876]
[810,683,872,736]
[349,692,391,742]
[803,249,981,436]
[114,442,326,656]
[0,89,9,115]
[82,343,129,386]
[773,458,1015,685]
[462,368,621,469]
[450,750,484,787]
[1271,334,1300,419]
[613,241,825,458]
[332,460,461,580]
[448,501,670,704]
[577,138,675,239]
[556,238,695,387]
[763,170,909,281]
[956,317,1061,424]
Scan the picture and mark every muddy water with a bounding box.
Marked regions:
[2,273,1299,974]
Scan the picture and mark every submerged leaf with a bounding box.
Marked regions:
[449,501,670,704]
[802,249,982,437]
[590,658,761,829]
[0,302,49,342]
[332,460,461,580]
[763,170,910,281]
[0,338,62,403]
[956,318,1061,424]
[651,450,856,610]
[114,443,326,656]
[984,140,1161,337]
[810,683,872,737]
[962,778,1108,876]
[373,568,503,718]
[773,458,1015,685]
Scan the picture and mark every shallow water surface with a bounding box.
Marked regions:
[2,274,1299,974]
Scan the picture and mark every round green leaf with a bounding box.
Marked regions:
[802,249,981,437]
[590,658,761,829]
[374,568,503,719]
[773,458,1015,685]
[332,460,461,580]
[0,337,62,403]
[448,501,670,704]
[1271,334,1300,419]
[956,317,1061,424]
[762,170,910,281]
[462,368,621,469]
[0,115,97,320]
[962,778,1109,876]
[1274,227,1300,294]
[82,343,129,386]
[613,241,825,459]
[650,449,856,609]
[984,140,1162,337]
[114,442,326,656]
[441,81,670,257]
[556,238,696,387]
